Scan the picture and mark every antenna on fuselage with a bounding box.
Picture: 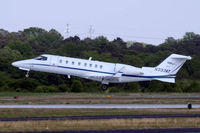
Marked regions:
[89,57,92,61]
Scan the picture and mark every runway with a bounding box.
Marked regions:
[1,128,200,133]
[0,114,200,121]
[0,104,199,133]
[0,104,200,109]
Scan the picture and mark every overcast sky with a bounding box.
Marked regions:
[1,0,200,45]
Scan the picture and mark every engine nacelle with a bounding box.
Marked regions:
[115,64,144,76]
[121,69,143,75]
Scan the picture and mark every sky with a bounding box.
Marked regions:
[1,0,200,45]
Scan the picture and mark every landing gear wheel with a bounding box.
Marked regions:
[25,71,29,78]
[101,84,108,91]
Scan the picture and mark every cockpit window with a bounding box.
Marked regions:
[35,56,47,61]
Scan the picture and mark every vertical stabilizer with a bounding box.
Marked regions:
[155,54,192,75]
[152,54,191,83]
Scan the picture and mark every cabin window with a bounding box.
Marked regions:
[100,65,103,69]
[66,60,68,64]
[35,56,47,61]
[59,60,62,63]
[72,61,75,65]
[95,64,98,68]
[78,62,81,66]
[84,63,87,67]
[89,64,92,67]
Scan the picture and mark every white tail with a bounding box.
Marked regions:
[153,54,191,83]
[156,54,191,75]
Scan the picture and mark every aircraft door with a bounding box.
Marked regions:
[50,56,58,66]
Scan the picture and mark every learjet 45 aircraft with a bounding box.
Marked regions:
[12,54,191,90]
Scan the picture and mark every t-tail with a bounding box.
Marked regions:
[152,54,191,83]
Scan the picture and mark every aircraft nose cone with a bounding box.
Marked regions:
[12,61,20,67]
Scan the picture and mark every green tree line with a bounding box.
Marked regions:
[0,27,200,93]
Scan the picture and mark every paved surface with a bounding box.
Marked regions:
[1,128,200,133]
[0,104,200,109]
[126,95,200,99]
[1,114,200,121]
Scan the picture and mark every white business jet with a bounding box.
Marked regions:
[12,54,191,90]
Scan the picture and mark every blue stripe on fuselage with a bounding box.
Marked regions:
[122,74,176,79]
[27,63,176,79]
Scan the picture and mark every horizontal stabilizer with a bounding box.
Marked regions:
[154,78,175,83]
[171,55,192,60]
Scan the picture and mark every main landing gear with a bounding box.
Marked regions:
[25,71,29,78]
[101,84,108,91]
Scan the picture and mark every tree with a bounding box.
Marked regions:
[8,41,32,57]
[34,85,59,93]
[123,82,141,92]
[188,81,200,92]
[64,36,80,43]
[93,36,108,45]
[0,27,200,93]
[7,78,39,92]
[25,28,63,54]
[126,41,135,48]
[183,32,198,42]
[148,81,164,92]
[0,47,22,60]
[113,37,126,48]
[24,27,47,36]
[165,37,177,44]
[58,84,70,92]
[71,80,83,92]
[59,42,86,57]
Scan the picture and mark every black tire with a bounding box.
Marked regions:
[101,84,108,90]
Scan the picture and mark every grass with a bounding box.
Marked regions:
[0,92,200,104]
[0,92,59,97]
[1,92,200,97]
[0,108,200,118]
[0,118,200,131]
